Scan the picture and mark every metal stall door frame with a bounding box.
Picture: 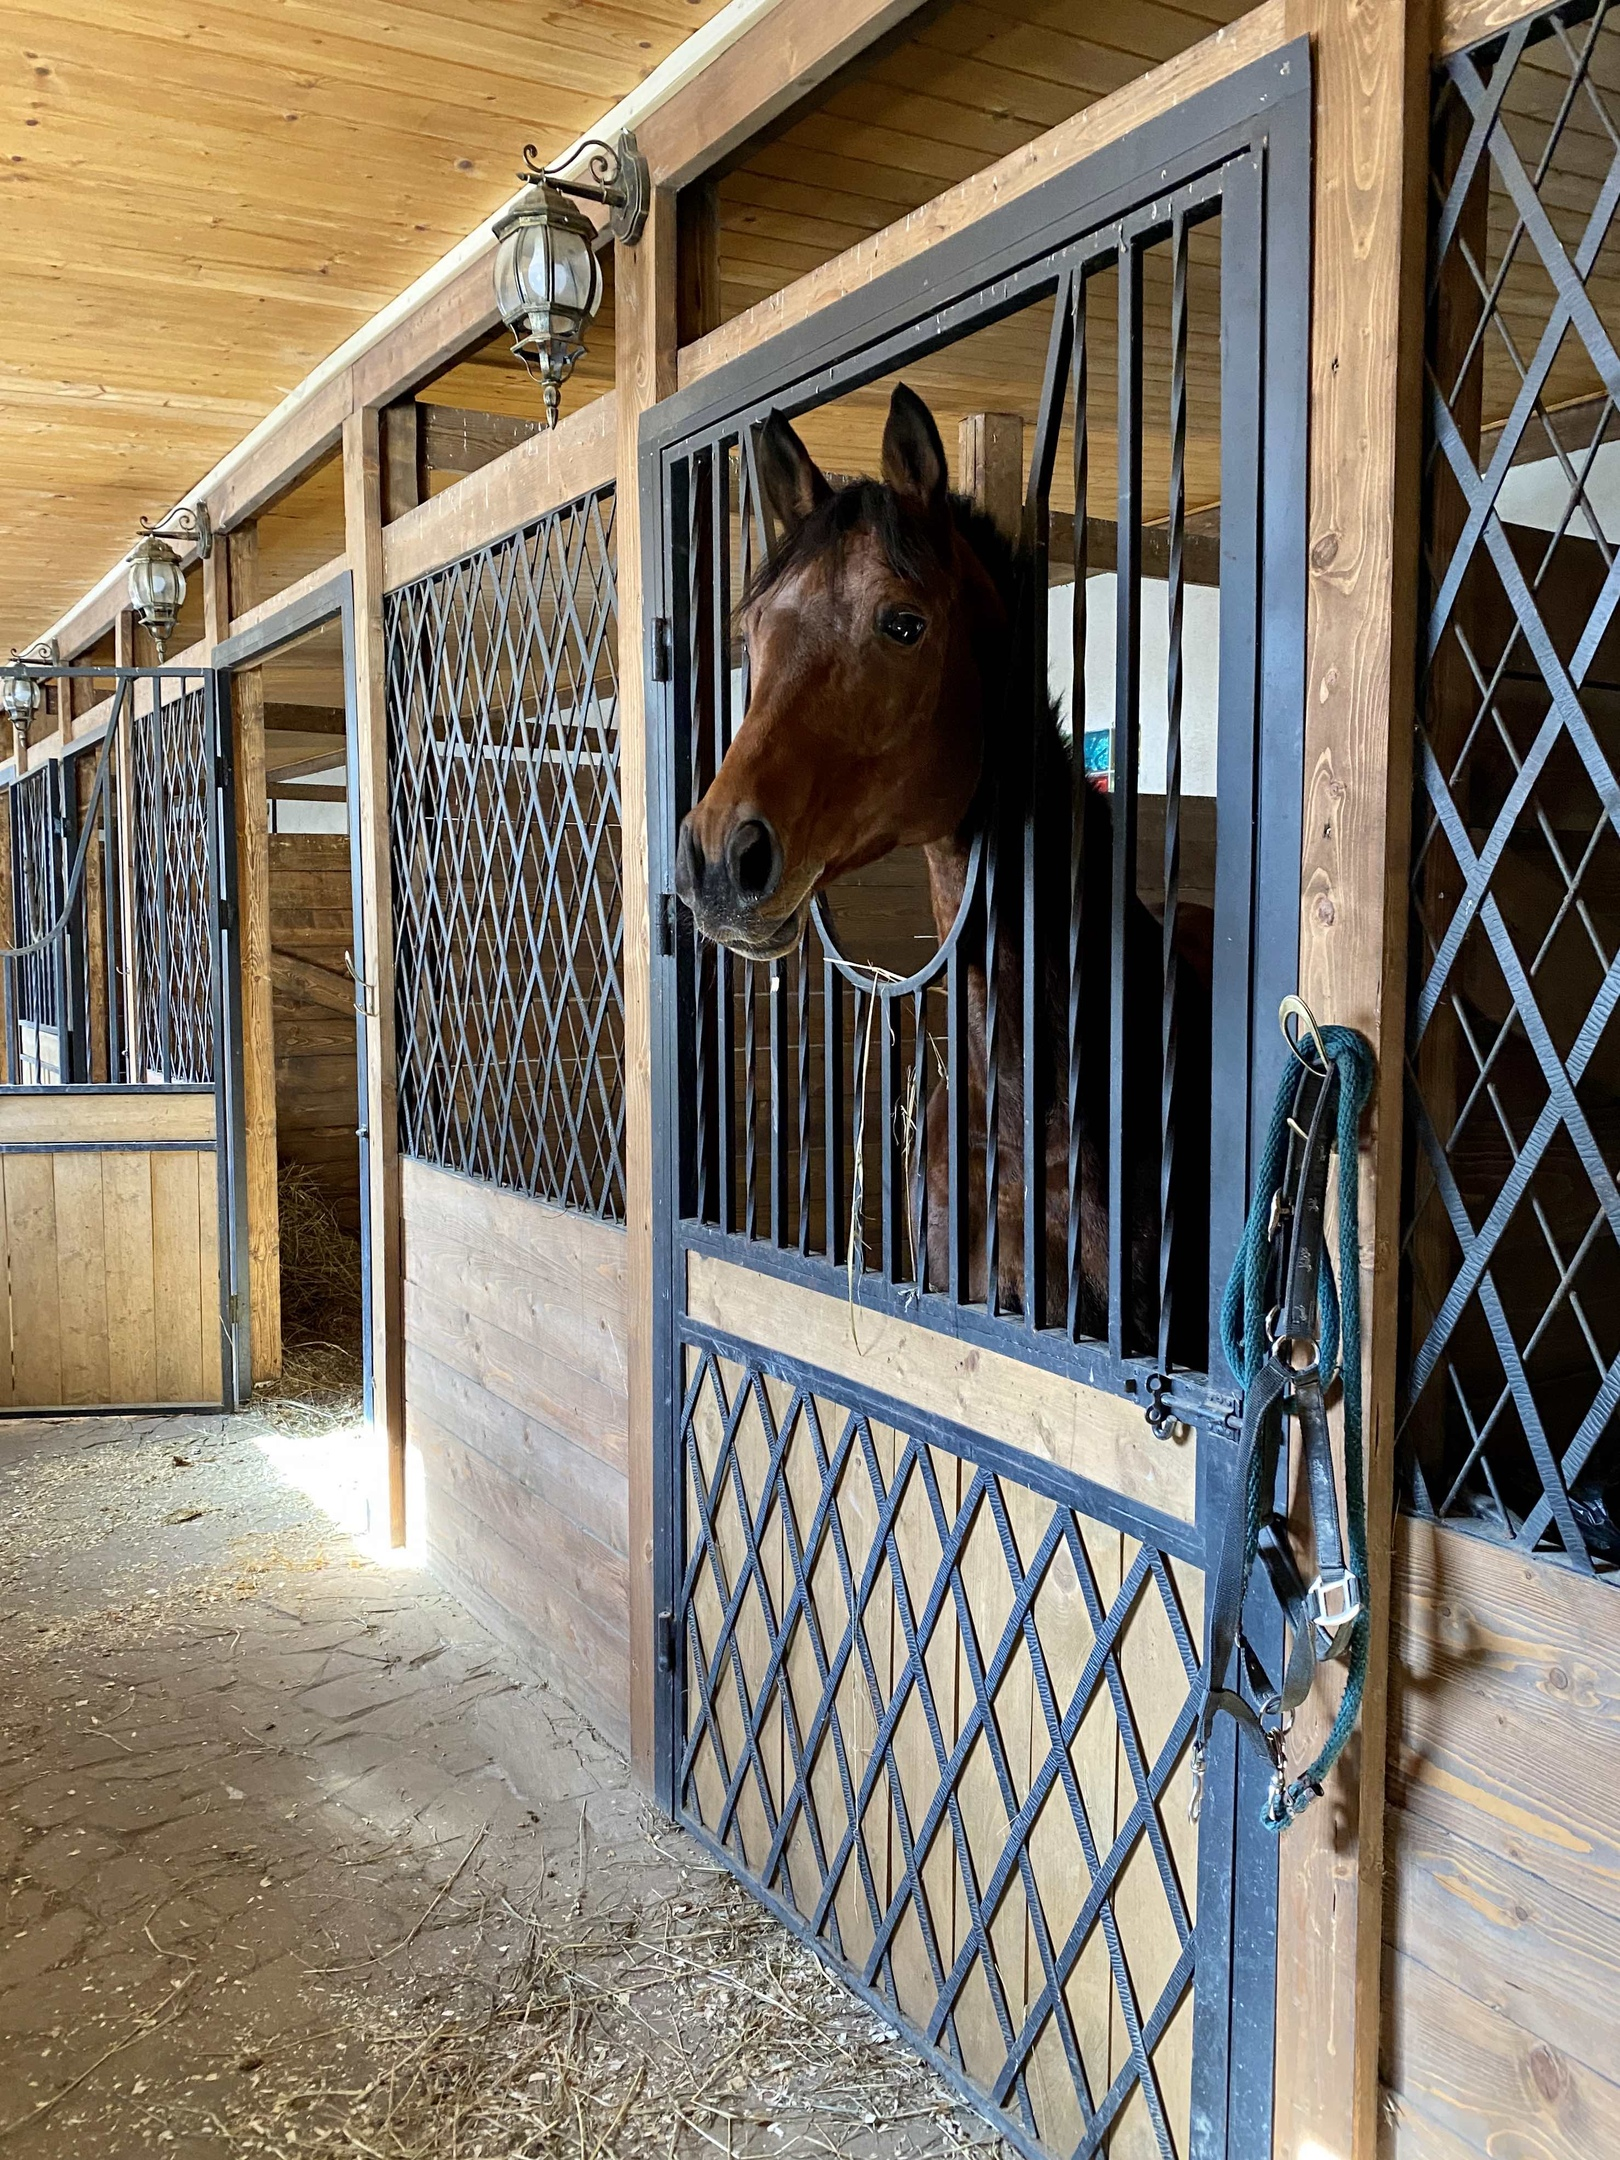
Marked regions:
[643,42,1311,2160]
[0,664,250,1412]
[215,570,375,1422]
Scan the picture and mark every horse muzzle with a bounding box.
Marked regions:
[675,810,806,957]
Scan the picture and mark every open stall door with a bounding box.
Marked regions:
[0,666,249,1413]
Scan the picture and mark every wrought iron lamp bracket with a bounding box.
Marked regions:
[520,130,649,246]
[137,501,213,560]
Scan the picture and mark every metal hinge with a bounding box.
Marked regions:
[227,1292,242,1328]
[658,891,678,957]
[655,1610,677,1674]
[218,897,238,932]
[652,617,673,682]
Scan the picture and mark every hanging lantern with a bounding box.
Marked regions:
[127,504,211,659]
[492,132,648,429]
[2,640,54,760]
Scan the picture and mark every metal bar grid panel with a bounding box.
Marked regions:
[5,765,66,1085]
[1404,0,1620,1569]
[130,687,217,1085]
[677,1328,1202,2160]
[385,486,625,1221]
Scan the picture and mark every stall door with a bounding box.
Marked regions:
[645,43,1310,2160]
[0,667,248,1412]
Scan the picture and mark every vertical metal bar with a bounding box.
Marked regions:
[948,940,970,1300]
[103,700,124,1085]
[882,987,902,1281]
[1159,213,1188,1374]
[1109,234,1144,1361]
[209,670,252,1407]
[824,955,844,1265]
[1024,276,1075,1330]
[772,957,790,1246]
[156,692,173,1083]
[983,819,1000,1316]
[744,960,759,1238]
[911,986,929,1291]
[850,978,868,1275]
[797,928,811,1253]
[1068,275,1093,1339]
[712,447,736,1233]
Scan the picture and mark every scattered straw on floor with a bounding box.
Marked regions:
[265,1163,365,1435]
[187,1866,1006,2159]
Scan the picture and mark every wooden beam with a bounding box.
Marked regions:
[220,523,283,1386]
[616,187,679,1787]
[677,179,726,347]
[1434,0,1550,58]
[381,402,424,523]
[957,413,1025,545]
[637,0,933,191]
[226,554,349,646]
[381,394,618,593]
[1273,3,1430,2159]
[679,0,1291,392]
[344,406,406,1548]
[419,404,539,481]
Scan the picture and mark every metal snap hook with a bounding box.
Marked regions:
[1279,993,1330,1075]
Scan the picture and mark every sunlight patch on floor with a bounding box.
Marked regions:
[250,1420,427,1568]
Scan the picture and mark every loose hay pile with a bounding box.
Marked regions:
[267,1161,365,1435]
[213,1866,1003,2160]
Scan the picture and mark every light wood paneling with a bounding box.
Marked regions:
[1382,1517,1620,2158]
[401,1159,631,1743]
[0,1133,220,1407]
[0,1087,215,1143]
[270,833,361,1235]
[686,1249,1197,1522]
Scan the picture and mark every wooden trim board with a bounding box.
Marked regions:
[0,1090,216,1145]
[381,394,619,593]
[685,1251,1197,1525]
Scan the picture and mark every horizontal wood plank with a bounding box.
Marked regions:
[686,1250,1195,1523]
[402,1157,627,1306]
[381,393,617,592]
[406,1340,629,1557]
[0,1090,216,1145]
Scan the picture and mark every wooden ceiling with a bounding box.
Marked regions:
[0,0,731,644]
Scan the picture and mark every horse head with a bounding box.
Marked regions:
[674,384,1007,959]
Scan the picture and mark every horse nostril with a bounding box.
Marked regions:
[727,818,781,905]
[675,820,704,902]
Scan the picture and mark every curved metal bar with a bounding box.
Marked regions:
[809,829,986,1000]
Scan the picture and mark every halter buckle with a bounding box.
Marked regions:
[1306,1568,1362,1659]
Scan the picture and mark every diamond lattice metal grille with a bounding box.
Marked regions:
[676,1336,1203,2160]
[385,488,624,1220]
[130,688,215,1085]
[1406,1,1620,1568]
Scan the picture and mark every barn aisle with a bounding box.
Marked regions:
[0,1409,994,2158]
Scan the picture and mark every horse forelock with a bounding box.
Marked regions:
[745,480,940,610]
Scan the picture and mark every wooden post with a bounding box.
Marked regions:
[210,529,282,1383]
[380,402,422,524]
[677,180,725,347]
[957,413,1026,544]
[345,405,407,1548]
[617,187,679,1786]
[1274,2,1430,2156]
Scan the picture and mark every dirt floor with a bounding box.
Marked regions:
[0,1398,1005,2158]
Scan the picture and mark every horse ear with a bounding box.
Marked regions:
[881,385,950,537]
[756,410,832,538]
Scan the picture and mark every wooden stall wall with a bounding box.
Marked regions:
[400,1159,631,1750]
[268,832,361,1233]
[0,1089,222,1408]
[1381,1519,1620,2156]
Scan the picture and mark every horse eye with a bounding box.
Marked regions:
[877,607,927,647]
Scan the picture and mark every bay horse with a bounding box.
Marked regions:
[674,383,1211,1352]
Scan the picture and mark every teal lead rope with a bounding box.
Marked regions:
[1217,1023,1375,1827]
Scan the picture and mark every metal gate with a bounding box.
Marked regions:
[0,666,249,1412]
[645,45,1309,2160]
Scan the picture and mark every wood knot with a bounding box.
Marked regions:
[1314,893,1336,927]
[1310,531,1340,570]
[1528,2043,1567,2103]
[1547,1665,1569,1693]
